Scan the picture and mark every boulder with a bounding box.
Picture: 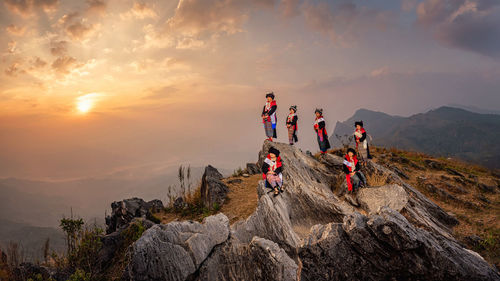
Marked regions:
[299,208,500,281]
[196,237,298,281]
[356,184,409,214]
[246,163,260,175]
[105,197,164,234]
[200,165,229,209]
[123,214,230,281]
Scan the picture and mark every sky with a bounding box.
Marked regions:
[1,0,500,179]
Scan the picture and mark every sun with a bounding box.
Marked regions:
[75,93,100,114]
[77,99,93,113]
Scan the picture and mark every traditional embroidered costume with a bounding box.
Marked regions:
[354,121,371,160]
[314,109,331,153]
[262,92,277,140]
[261,147,283,195]
[343,148,367,192]
[286,105,298,145]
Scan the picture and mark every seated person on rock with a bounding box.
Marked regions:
[343,148,367,192]
[262,147,283,196]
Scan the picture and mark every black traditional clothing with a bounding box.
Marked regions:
[262,99,277,138]
[314,115,331,153]
[354,123,371,160]
[286,111,298,145]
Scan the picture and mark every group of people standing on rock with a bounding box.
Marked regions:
[260,92,371,195]
[261,92,331,154]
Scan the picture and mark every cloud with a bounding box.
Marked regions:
[7,40,18,53]
[302,1,393,44]
[120,1,157,20]
[50,40,67,56]
[4,62,21,76]
[30,56,47,68]
[86,0,106,15]
[66,21,98,41]
[144,86,178,99]
[5,24,26,36]
[176,37,204,49]
[370,66,389,77]
[417,0,500,57]
[51,55,77,74]
[4,0,58,16]
[165,0,255,35]
[280,0,300,18]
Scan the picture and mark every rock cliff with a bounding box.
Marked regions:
[122,141,499,281]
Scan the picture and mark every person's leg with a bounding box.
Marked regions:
[357,171,367,186]
[267,174,280,195]
[288,127,294,145]
[350,174,360,190]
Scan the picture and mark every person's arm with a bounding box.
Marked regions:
[355,162,360,171]
[359,132,366,142]
[261,163,269,174]
[291,116,297,126]
[318,120,325,129]
[275,166,283,174]
[262,106,266,116]
[267,105,277,116]
[343,164,350,174]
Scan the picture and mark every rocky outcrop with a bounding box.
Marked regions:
[120,140,499,281]
[106,197,164,234]
[300,207,499,281]
[197,236,298,281]
[200,165,229,209]
[123,214,229,281]
[246,163,260,175]
[356,184,408,214]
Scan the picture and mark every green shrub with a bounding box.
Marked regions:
[67,269,91,281]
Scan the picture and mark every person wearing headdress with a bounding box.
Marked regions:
[353,121,371,161]
[261,147,283,196]
[313,108,331,154]
[261,92,277,141]
[343,148,367,192]
[286,105,298,145]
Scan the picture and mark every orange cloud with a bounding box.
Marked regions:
[50,40,68,56]
[120,1,157,20]
[66,21,98,41]
[5,24,26,36]
[86,0,106,15]
[51,55,77,74]
[4,0,59,16]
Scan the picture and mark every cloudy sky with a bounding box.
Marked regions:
[1,0,499,179]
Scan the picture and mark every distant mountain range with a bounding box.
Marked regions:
[329,106,500,169]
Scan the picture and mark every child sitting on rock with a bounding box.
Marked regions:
[343,148,367,192]
[262,147,283,196]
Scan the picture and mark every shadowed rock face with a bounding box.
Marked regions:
[122,141,499,281]
[106,197,163,234]
[200,165,229,209]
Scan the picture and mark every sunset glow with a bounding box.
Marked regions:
[0,0,499,179]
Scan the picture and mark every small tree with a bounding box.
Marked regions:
[60,217,84,256]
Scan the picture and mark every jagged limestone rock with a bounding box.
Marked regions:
[120,141,499,281]
[106,197,164,234]
[123,214,229,281]
[299,208,499,281]
[196,236,298,281]
[200,165,229,209]
[356,184,408,214]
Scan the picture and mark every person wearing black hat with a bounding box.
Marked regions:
[313,108,331,154]
[286,105,298,145]
[261,147,283,196]
[343,148,367,192]
[262,92,277,141]
[353,120,371,161]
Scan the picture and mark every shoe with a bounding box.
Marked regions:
[273,187,279,196]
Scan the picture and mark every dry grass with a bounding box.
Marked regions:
[154,174,261,225]
[369,146,500,268]
[366,171,390,187]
